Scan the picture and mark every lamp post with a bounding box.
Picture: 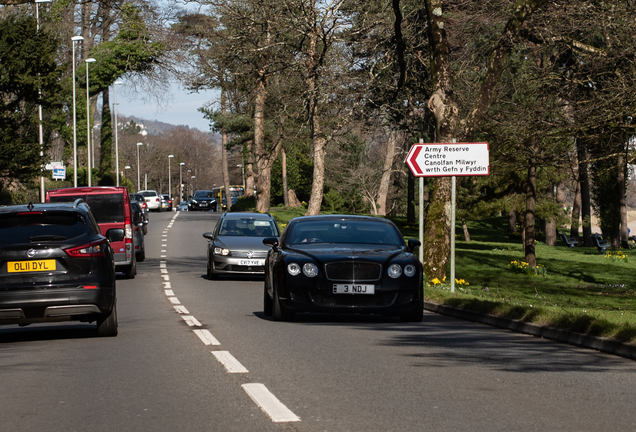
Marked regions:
[191,176,196,198]
[179,162,185,203]
[71,35,84,187]
[237,164,245,190]
[36,0,51,201]
[136,142,143,191]
[113,81,123,186]
[168,155,174,202]
[85,58,96,186]
[124,165,130,182]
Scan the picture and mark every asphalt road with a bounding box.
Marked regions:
[2,210,636,432]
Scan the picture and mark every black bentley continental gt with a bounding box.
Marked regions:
[263,215,423,322]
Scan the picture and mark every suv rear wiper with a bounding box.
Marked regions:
[30,235,68,242]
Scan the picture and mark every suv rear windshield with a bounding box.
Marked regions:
[48,194,125,224]
[0,213,88,245]
[141,191,157,197]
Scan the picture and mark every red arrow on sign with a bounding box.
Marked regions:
[405,144,424,176]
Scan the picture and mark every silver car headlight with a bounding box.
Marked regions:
[388,264,402,279]
[214,247,230,256]
[404,264,417,277]
[287,263,301,276]
[303,263,318,278]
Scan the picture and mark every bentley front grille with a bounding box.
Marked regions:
[325,262,382,281]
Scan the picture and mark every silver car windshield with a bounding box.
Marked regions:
[218,218,278,237]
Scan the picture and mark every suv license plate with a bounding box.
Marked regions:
[333,284,375,294]
[239,259,264,266]
[7,260,57,273]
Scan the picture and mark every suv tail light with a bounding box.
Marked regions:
[125,217,133,243]
[65,239,107,257]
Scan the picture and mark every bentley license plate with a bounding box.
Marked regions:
[333,284,375,294]
[239,259,264,266]
[7,260,56,273]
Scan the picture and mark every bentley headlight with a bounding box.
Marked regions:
[287,263,301,276]
[388,264,402,278]
[214,247,230,256]
[192,199,198,203]
[303,263,318,278]
[404,264,416,277]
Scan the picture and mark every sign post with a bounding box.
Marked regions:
[405,142,489,292]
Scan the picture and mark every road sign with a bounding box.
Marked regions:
[52,166,66,180]
[405,143,489,177]
[45,161,63,170]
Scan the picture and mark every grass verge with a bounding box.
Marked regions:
[393,216,636,344]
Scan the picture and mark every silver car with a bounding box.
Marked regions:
[203,213,280,279]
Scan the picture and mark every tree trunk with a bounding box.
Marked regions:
[254,72,268,212]
[282,148,289,207]
[305,12,324,216]
[570,178,582,239]
[221,89,231,211]
[578,140,593,246]
[618,151,628,248]
[377,128,398,216]
[245,141,254,196]
[508,209,517,235]
[462,217,471,242]
[524,160,537,267]
[99,88,112,177]
[545,182,559,246]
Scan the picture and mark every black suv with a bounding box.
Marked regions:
[0,201,119,336]
[189,190,217,211]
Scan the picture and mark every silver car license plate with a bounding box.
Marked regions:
[239,259,264,266]
[332,284,375,294]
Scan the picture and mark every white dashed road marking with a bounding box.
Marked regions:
[159,211,300,423]
[242,383,301,423]
[182,315,202,327]
[174,305,189,314]
[212,351,249,373]
[193,329,221,346]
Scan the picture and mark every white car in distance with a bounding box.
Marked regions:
[139,190,162,212]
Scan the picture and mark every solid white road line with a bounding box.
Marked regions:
[182,315,202,327]
[193,329,221,346]
[242,383,301,423]
[211,351,248,373]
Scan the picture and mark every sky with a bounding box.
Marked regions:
[111,81,220,132]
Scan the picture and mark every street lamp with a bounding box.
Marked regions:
[113,81,123,186]
[168,155,174,202]
[179,162,185,203]
[124,165,131,181]
[85,58,96,186]
[237,164,245,190]
[36,0,51,201]
[71,35,84,187]
[136,142,143,191]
